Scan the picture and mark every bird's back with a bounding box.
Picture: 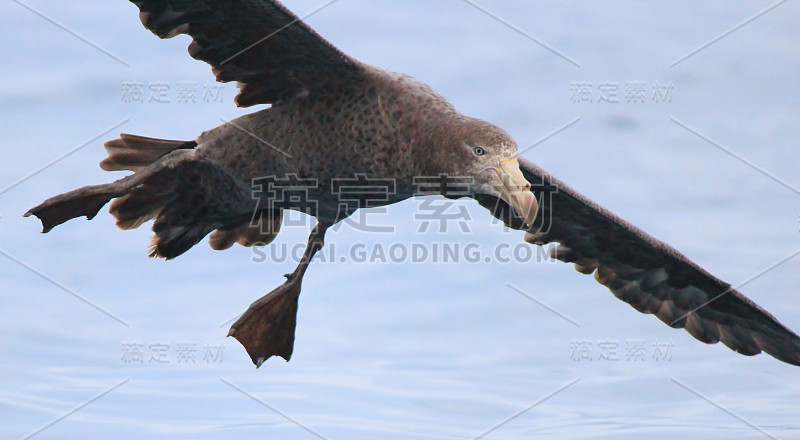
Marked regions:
[196,64,458,195]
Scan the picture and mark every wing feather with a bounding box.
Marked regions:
[130,0,361,106]
[476,157,800,366]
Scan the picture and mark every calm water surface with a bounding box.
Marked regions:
[2,1,799,439]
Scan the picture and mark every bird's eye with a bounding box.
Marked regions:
[474,147,485,156]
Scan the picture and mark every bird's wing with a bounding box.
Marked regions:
[474,157,800,366]
[131,0,360,106]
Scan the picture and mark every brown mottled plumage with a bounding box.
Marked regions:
[26,0,800,367]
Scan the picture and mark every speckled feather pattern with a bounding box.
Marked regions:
[195,65,468,223]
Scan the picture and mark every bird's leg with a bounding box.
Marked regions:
[228,223,328,367]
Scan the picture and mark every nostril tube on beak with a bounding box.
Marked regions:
[494,158,538,227]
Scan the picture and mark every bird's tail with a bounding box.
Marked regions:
[26,134,279,259]
[99,133,196,172]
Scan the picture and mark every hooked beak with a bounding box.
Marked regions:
[489,158,538,227]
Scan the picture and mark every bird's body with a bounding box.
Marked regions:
[195,65,455,224]
[26,0,800,367]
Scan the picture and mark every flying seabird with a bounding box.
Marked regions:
[26,0,800,367]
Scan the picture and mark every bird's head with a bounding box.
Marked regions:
[439,117,538,227]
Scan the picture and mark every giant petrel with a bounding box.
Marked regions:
[26,0,800,367]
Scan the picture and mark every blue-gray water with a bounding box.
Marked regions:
[2,1,800,439]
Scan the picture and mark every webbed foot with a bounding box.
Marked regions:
[228,275,302,367]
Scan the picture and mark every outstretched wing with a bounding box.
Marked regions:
[132,0,361,106]
[475,157,800,366]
